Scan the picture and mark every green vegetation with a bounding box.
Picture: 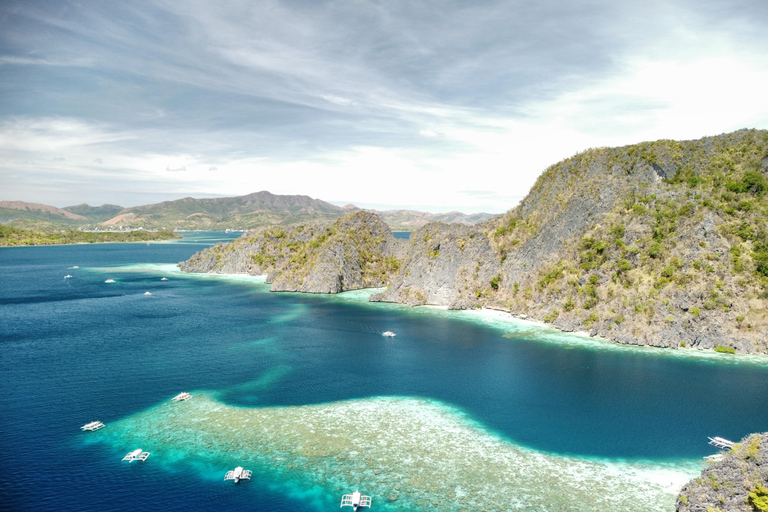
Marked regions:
[748,484,768,511]
[481,129,768,354]
[0,225,180,246]
[714,345,736,354]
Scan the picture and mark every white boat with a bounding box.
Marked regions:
[161,277,168,281]
[382,331,396,337]
[224,466,252,483]
[105,279,115,283]
[340,490,372,510]
[71,266,79,269]
[144,291,152,295]
[80,421,105,431]
[172,392,192,402]
[122,448,150,462]
[64,275,73,279]
[708,436,735,449]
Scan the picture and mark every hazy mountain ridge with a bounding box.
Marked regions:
[0,191,493,231]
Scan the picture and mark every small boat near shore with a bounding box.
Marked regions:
[172,392,192,402]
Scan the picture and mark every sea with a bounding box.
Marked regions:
[1,231,767,512]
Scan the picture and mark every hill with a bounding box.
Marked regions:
[0,200,88,228]
[63,203,125,223]
[180,129,768,355]
[0,192,494,231]
[180,211,406,293]
[0,225,181,246]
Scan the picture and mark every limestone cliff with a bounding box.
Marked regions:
[180,211,406,293]
[181,129,768,354]
[370,222,499,308]
[482,129,768,354]
[676,433,768,512]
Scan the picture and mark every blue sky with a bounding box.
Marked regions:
[1,0,767,213]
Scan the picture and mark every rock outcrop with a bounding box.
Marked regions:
[180,211,407,294]
[677,433,768,512]
[370,222,499,308]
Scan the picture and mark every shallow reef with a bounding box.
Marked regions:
[90,393,699,511]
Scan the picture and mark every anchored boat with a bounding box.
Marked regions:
[224,466,252,483]
[80,421,105,431]
[340,490,372,510]
[122,449,150,462]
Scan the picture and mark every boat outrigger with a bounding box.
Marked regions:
[80,421,105,431]
[224,466,252,483]
[340,490,372,510]
[708,436,735,450]
[122,449,150,462]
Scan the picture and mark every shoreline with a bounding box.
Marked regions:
[104,264,768,364]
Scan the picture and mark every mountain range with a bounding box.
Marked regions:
[0,191,496,231]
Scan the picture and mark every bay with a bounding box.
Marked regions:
[1,232,766,511]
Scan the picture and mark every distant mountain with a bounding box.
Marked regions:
[0,192,496,231]
[63,203,124,223]
[101,191,348,229]
[0,200,87,228]
[373,210,496,231]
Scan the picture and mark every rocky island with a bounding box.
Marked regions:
[181,129,768,355]
[677,432,767,512]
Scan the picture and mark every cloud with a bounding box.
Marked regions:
[0,55,92,67]
[0,0,766,212]
[321,94,355,107]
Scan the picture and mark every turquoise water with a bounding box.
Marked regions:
[1,232,767,511]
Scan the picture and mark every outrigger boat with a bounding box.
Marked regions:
[172,392,192,402]
[382,331,396,337]
[708,436,735,450]
[122,449,150,462]
[340,490,372,510]
[80,421,105,431]
[224,466,252,483]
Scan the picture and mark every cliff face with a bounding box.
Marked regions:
[483,129,768,354]
[676,433,768,512]
[371,222,499,308]
[180,211,406,294]
[181,129,768,354]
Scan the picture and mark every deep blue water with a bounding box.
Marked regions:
[1,232,767,511]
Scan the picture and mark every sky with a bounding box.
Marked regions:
[1,1,767,214]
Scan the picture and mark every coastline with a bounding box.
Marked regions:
[106,263,768,365]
